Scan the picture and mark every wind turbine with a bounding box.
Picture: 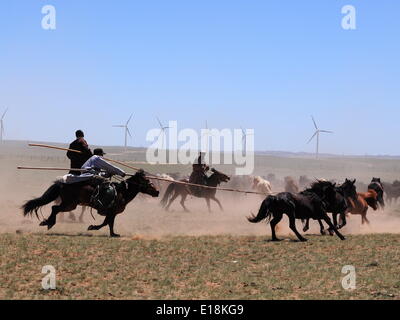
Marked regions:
[156,117,170,150]
[112,113,133,151]
[241,126,253,151]
[1,108,8,142]
[307,116,333,159]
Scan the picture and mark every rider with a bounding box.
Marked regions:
[81,148,126,213]
[81,148,126,178]
[67,130,93,175]
[189,152,209,196]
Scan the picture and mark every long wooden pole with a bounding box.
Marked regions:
[27,143,269,195]
[28,143,143,172]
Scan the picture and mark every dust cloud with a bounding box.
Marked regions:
[1,143,399,238]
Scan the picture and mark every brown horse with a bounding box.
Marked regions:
[347,189,378,225]
[160,168,230,212]
[22,170,159,237]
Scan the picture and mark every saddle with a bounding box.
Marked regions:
[90,181,118,215]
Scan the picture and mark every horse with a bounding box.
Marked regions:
[284,176,299,193]
[302,179,358,234]
[299,175,312,189]
[252,176,272,197]
[21,170,159,237]
[383,180,400,206]
[247,181,346,241]
[160,168,230,212]
[368,177,385,209]
[346,189,378,225]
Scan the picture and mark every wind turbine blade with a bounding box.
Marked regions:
[126,113,133,125]
[1,108,8,120]
[320,130,333,134]
[156,117,163,128]
[311,116,318,130]
[307,131,318,144]
[126,127,132,138]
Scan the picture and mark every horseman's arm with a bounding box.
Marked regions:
[94,157,126,177]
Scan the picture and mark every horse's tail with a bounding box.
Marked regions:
[160,183,176,207]
[21,182,62,218]
[247,196,275,224]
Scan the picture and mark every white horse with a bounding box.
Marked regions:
[252,176,272,196]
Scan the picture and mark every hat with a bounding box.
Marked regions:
[93,148,106,156]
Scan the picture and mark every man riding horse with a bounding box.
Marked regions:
[189,152,210,197]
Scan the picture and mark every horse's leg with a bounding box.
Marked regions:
[40,202,77,230]
[211,196,223,211]
[107,214,119,237]
[87,216,109,231]
[270,213,283,241]
[322,214,345,240]
[166,191,179,211]
[338,212,347,229]
[205,198,211,213]
[180,193,190,212]
[288,213,307,242]
[79,206,85,223]
[362,209,370,225]
[302,218,310,232]
[318,219,328,235]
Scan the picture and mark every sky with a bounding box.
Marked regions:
[0,0,399,155]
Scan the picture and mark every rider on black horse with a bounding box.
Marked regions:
[81,148,126,214]
[188,152,210,197]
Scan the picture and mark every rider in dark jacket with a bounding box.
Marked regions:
[67,130,93,175]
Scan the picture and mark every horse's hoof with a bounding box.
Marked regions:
[39,220,47,227]
[87,225,95,231]
[300,238,308,242]
[303,227,309,232]
[110,233,120,238]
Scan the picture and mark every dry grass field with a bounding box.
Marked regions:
[1,141,400,299]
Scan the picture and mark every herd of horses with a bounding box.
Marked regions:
[21,166,392,240]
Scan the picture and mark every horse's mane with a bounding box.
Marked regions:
[303,180,335,195]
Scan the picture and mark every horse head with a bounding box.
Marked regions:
[209,168,230,184]
[341,178,358,202]
[126,170,159,197]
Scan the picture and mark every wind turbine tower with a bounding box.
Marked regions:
[307,116,333,159]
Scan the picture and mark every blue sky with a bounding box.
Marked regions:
[1,1,399,155]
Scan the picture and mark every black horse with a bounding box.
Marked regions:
[160,168,230,212]
[247,181,346,241]
[368,177,385,209]
[302,179,358,234]
[22,170,159,237]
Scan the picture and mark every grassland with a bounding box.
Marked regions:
[1,233,399,300]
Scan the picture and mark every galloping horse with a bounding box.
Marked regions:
[252,176,272,198]
[302,179,358,234]
[160,168,230,212]
[248,181,346,241]
[347,188,379,225]
[22,170,159,237]
[368,177,385,209]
